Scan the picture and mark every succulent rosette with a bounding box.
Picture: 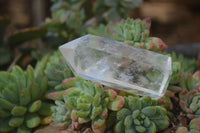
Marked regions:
[114,96,169,133]
[179,89,200,119]
[47,77,125,133]
[0,66,52,133]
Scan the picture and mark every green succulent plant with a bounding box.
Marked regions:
[44,51,74,90]
[175,117,200,133]
[179,89,200,119]
[0,65,52,133]
[46,77,125,133]
[88,18,168,52]
[114,96,169,133]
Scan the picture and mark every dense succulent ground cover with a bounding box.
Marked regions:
[1,17,200,133]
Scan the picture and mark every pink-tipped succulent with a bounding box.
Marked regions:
[88,18,168,52]
[47,77,125,133]
[179,89,200,119]
[178,71,200,119]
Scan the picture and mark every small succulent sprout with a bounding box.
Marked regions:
[49,77,124,133]
[114,96,169,133]
[0,66,53,132]
[44,51,74,90]
[179,89,200,119]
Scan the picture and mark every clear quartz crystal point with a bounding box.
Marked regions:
[59,34,172,99]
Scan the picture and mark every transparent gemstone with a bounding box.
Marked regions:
[59,34,172,99]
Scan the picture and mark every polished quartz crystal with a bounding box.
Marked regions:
[59,34,172,99]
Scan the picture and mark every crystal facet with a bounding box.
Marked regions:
[59,34,172,98]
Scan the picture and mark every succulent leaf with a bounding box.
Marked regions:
[28,100,42,113]
[11,106,27,116]
[25,113,40,128]
[9,116,24,127]
[34,55,49,78]
[107,95,125,111]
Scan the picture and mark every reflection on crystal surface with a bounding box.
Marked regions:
[59,34,172,99]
